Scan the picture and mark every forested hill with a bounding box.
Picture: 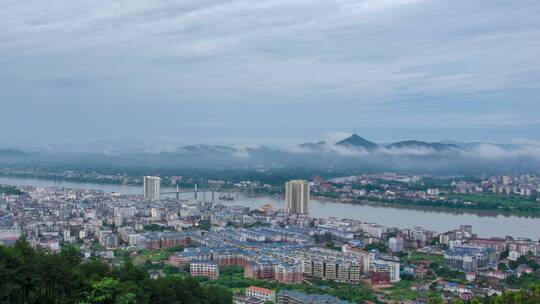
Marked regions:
[0,240,231,304]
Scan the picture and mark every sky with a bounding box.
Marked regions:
[1,0,539,151]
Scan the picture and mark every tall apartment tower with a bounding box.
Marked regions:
[285,180,309,215]
[143,176,161,201]
[502,175,511,186]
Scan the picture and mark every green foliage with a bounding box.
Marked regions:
[0,185,24,195]
[142,224,174,232]
[445,193,540,214]
[472,283,540,304]
[365,243,388,253]
[508,255,539,270]
[506,272,540,289]
[429,262,465,282]
[325,242,342,251]
[401,251,444,264]
[82,277,120,304]
[427,294,444,304]
[400,273,414,280]
[196,220,211,231]
[409,177,455,192]
[0,240,231,304]
[530,261,540,271]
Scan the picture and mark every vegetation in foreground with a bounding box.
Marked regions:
[2,240,540,304]
[0,240,231,304]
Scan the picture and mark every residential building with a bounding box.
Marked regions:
[143,176,161,201]
[444,246,497,272]
[467,238,507,253]
[285,180,309,215]
[370,260,400,284]
[232,295,265,304]
[246,286,276,303]
[190,260,219,280]
[245,260,276,279]
[277,290,351,304]
[389,237,404,252]
[275,263,303,284]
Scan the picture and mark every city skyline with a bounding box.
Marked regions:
[1,0,540,149]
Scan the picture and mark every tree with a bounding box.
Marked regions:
[116,292,137,304]
[365,243,387,253]
[0,240,232,304]
[427,294,443,304]
[83,277,120,304]
[470,283,540,304]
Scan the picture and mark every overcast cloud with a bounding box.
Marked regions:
[0,0,539,151]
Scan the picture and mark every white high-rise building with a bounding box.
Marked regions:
[285,180,309,215]
[502,175,511,186]
[143,176,161,201]
[389,237,404,252]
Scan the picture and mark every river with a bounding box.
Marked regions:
[1,176,539,240]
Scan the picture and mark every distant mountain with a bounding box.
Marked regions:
[0,149,26,156]
[335,134,378,150]
[386,140,461,151]
[439,140,524,150]
[178,144,237,155]
[1,135,540,174]
[298,141,326,151]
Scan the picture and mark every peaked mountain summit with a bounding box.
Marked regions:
[335,134,378,149]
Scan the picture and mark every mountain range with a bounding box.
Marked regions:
[1,134,539,174]
[299,134,461,152]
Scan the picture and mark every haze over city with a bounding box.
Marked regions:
[1,0,540,151]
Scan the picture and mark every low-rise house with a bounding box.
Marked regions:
[246,286,276,303]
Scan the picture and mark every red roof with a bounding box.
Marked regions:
[247,286,275,295]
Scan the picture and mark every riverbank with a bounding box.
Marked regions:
[0,174,540,218]
[308,195,540,218]
[1,175,539,238]
[0,172,140,186]
[2,172,539,218]
[309,194,540,218]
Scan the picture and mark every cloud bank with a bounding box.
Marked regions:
[0,1,538,147]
